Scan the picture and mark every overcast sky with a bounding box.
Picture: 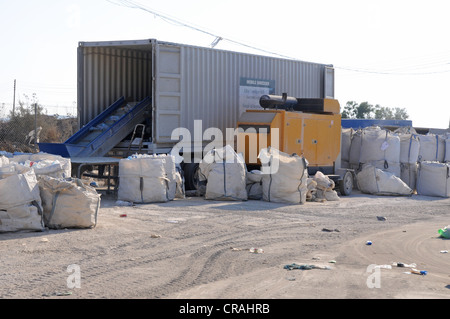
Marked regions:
[0,0,449,128]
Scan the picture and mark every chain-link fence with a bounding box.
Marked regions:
[0,102,77,154]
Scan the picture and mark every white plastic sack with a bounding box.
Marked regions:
[369,160,401,177]
[418,134,445,162]
[399,134,420,164]
[38,176,101,229]
[199,145,247,201]
[118,156,170,203]
[360,129,400,164]
[416,161,450,198]
[356,164,412,196]
[0,204,44,233]
[259,148,308,204]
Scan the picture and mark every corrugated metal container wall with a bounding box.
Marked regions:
[78,39,332,147]
[176,45,326,144]
[77,45,152,126]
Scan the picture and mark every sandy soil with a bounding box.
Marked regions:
[0,190,449,300]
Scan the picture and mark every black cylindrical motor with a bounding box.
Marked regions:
[259,93,300,110]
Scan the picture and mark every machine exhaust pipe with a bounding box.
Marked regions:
[259,93,299,110]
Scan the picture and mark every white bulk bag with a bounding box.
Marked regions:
[118,156,170,203]
[416,161,450,198]
[199,145,247,201]
[399,134,420,164]
[38,176,101,229]
[246,170,263,200]
[258,148,308,204]
[349,129,363,168]
[445,138,450,163]
[400,163,418,191]
[0,156,9,167]
[418,134,445,162]
[341,128,354,163]
[356,164,412,196]
[0,168,44,232]
[360,129,400,164]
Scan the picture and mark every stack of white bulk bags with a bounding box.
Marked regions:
[199,145,247,201]
[258,148,308,204]
[359,127,401,177]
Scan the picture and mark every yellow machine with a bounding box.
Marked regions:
[237,93,353,195]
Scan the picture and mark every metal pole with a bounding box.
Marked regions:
[34,102,37,153]
[12,79,16,117]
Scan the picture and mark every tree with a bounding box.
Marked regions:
[341,101,409,120]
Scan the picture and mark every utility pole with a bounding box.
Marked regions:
[12,79,16,117]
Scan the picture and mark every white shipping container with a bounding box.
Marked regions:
[77,39,334,154]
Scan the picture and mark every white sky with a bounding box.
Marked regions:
[0,0,449,128]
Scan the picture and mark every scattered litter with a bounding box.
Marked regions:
[43,291,73,297]
[407,269,428,276]
[328,260,337,264]
[377,216,387,221]
[167,220,179,224]
[249,247,264,254]
[322,228,340,232]
[150,234,161,238]
[40,237,49,243]
[438,226,450,239]
[284,263,331,270]
[366,241,373,246]
[393,262,416,268]
[440,250,448,254]
[119,214,127,218]
[374,264,392,269]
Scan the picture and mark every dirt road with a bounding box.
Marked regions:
[0,191,449,300]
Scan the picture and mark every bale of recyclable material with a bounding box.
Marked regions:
[38,176,101,229]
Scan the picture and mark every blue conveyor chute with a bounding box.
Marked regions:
[38,96,151,158]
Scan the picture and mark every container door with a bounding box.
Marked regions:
[154,43,182,144]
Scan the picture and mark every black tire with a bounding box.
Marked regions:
[183,163,200,191]
[338,171,353,196]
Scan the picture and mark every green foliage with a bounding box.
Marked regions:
[341,101,409,120]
